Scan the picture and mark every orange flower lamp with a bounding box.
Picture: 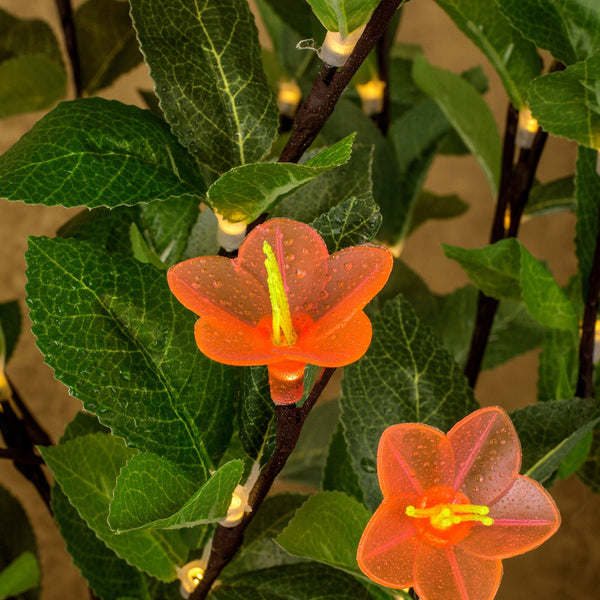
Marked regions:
[167,218,392,404]
[357,407,560,600]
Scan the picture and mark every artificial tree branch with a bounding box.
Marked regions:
[464,107,548,388]
[576,207,600,398]
[373,16,393,135]
[278,0,403,164]
[190,367,337,600]
[54,0,83,97]
[0,447,45,465]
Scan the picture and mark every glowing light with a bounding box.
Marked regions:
[177,560,206,597]
[356,79,386,117]
[516,107,539,149]
[504,207,511,232]
[278,80,302,118]
[320,25,366,67]
[215,212,247,252]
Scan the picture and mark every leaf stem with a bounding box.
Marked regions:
[278,0,403,164]
[576,204,600,398]
[189,367,336,600]
[54,0,83,97]
[463,105,548,387]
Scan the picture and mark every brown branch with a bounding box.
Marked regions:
[54,0,83,97]
[189,367,336,600]
[8,376,52,447]
[278,0,402,164]
[576,205,600,398]
[463,107,548,387]
[0,447,45,465]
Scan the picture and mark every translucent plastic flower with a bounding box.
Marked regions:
[357,407,560,600]
[167,218,392,404]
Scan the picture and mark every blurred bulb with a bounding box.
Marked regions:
[221,485,251,528]
[320,25,365,67]
[177,560,206,598]
[278,80,302,118]
[356,79,386,116]
[516,107,539,149]
[215,213,247,252]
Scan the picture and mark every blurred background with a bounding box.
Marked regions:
[0,0,598,598]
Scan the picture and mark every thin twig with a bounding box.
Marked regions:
[576,204,600,398]
[8,376,52,447]
[54,0,83,97]
[189,367,336,600]
[463,107,548,387]
[0,447,45,465]
[278,0,402,164]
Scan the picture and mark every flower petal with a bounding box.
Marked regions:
[377,423,455,498]
[167,256,270,325]
[194,317,274,365]
[285,310,372,366]
[312,246,394,336]
[459,475,561,560]
[448,407,520,505]
[237,218,329,314]
[357,495,420,589]
[414,544,502,600]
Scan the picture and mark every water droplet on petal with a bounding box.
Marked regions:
[284,238,294,246]
[320,290,329,299]
[295,268,306,279]
[345,262,353,270]
[213,279,222,288]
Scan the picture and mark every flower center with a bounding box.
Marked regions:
[405,503,494,530]
[263,240,297,346]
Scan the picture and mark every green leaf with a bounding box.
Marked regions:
[496,0,600,65]
[40,434,188,581]
[53,412,152,599]
[75,0,142,94]
[0,56,65,118]
[26,237,236,476]
[510,397,600,483]
[0,553,39,600]
[413,54,501,195]
[0,301,21,364]
[435,285,545,371]
[258,0,316,39]
[525,176,575,218]
[224,494,308,577]
[273,143,373,224]
[322,423,365,503]
[384,99,453,242]
[279,400,340,488]
[578,428,600,492]
[237,366,276,462]
[109,455,244,532]
[130,223,167,270]
[277,492,370,576]
[0,11,66,117]
[537,328,579,402]
[211,563,380,600]
[575,146,600,300]
[52,484,151,600]
[341,295,478,510]
[183,208,220,259]
[0,98,206,208]
[130,0,278,175]
[205,135,355,223]
[320,100,401,242]
[0,486,38,600]
[306,0,380,36]
[407,191,469,236]
[528,51,600,149]
[557,430,593,479]
[311,193,382,253]
[433,0,541,107]
[443,238,579,331]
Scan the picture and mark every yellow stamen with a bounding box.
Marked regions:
[263,241,297,346]
[406,503,494,529]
